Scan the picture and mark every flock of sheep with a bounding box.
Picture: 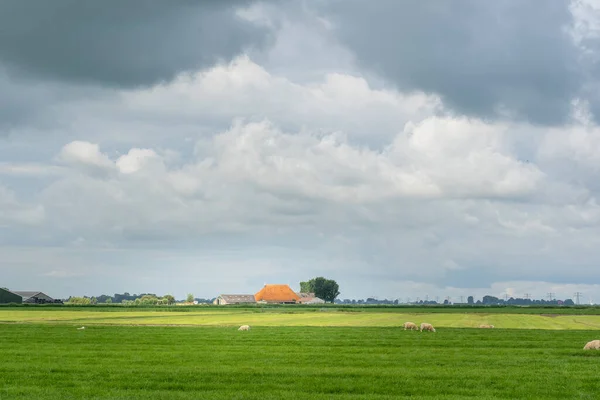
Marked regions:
[402,322,435,332]
[402,322,495,331]
[238,322,598,350]
[397,322,599,351]
[81,322,600,350]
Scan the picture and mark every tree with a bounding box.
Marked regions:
[300,277,340,303]
[482,295,499,305]
[300,281,313,293]
[467,296,474,305]
[105,298,112,304]
[139,294,159,305]
[163,294,175,305]
[186,293,194,303]
[66,297,91,305]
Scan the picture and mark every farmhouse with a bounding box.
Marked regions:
[213,294,257,305]
[254,284,300,304]
[297,292,325,304]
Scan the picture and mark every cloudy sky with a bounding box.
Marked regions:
[3,0,600,302]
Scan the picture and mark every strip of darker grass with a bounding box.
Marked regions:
[1,325,599,399]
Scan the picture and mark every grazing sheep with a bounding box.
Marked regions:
[77,326,86,330]
[420,323,436,332]
[479,324,495,329]
[238,325,250,331]
[583,340,600,350]
[403,322,418,331]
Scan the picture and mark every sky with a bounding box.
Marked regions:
[3,0,600,302]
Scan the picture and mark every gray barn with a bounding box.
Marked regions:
[12,291,55,304]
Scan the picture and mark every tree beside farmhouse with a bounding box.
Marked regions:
[300,277,340,303]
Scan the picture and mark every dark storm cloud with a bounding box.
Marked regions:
[322,0,580,125]
[0,0,270,87]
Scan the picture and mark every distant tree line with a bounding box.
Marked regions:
[335,296,577,305]
[65,293,219,305]
[193,297,215,304]
[338,298,399,305]
[66,293,177,305]
[477,296,575,306]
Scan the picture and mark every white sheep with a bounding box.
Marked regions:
[238,325,250,331]
[583,340,600,350]
[420,323,436,332]
[479,324,495,329]
[403,322,418,331]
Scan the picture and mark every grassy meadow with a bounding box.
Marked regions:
[1,323,600,399]
[3,306,600,329]
[1,307,600,399]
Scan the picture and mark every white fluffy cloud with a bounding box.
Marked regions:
[46,115,542,231]
[58,141,114,173]
[116,148,163,174]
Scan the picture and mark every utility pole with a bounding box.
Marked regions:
[425,294,429,302]
[406,297,411,304]
[547,292,555,302]
[460,296,464,304]
[524,293,531,300]
[435,296,439,303]
[574,292,582,305]
[504,293,509,302]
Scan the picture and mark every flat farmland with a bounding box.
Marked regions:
[3,307,600,329]
[2,307,600,399]
[1,323,600,399]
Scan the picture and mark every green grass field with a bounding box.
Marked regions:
[2,307,600,399]
[1,324,600,399]
[3,307,600,329]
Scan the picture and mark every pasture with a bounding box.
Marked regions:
[3,306,600,329]
[1,307,600,399]
[1,324,600,399]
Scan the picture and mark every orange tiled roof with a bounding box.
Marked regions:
[254,284,301,302]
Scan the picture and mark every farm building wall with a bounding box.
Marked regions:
[0,288,22,304]
[213,296,226,305]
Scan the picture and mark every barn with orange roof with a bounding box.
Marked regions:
[254,284,300,304]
